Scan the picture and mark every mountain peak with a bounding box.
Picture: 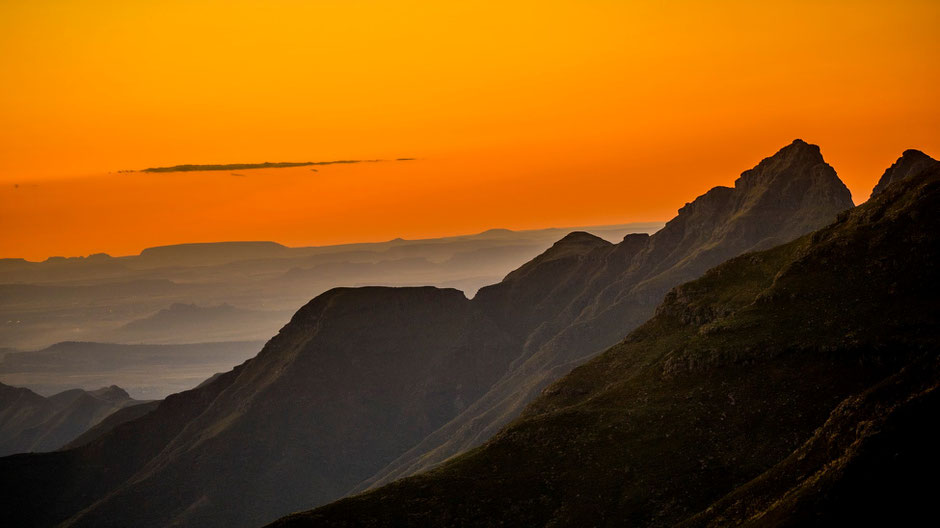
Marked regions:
[730,140,852,217]
[784,137,818,152]
[660,140,851,264]
[537,231,610,260]
[903,148,928,157]
[871,149,938,198]
[734,139,828,189]
[557,231,608,245]
[771,138,823,160]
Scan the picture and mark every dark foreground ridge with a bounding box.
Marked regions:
[271,158,940,527]
[0,140,856,528]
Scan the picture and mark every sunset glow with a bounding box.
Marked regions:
[2,0,938,260]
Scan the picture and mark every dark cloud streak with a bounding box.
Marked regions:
[138,158,414,173]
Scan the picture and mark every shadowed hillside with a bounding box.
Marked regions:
[360,139,854,490]
[270,156,939,527]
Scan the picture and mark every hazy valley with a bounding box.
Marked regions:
[0,222,658,400]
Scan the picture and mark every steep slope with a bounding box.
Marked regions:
[0,356,269,527]
[68,287,519,528]
[361,139,853,489]
[0,383,142,456]
[0,383,51,445]
[273,159,939,527]
[62,400,161,450]
[0,288,519,528]
[0,140,853,528]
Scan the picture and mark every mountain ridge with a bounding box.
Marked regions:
[358,138,853,491]
[272,152,939,528]
[0,140,857,528]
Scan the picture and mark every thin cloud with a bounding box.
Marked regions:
[136,158,416,173]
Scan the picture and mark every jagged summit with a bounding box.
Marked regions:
[650,139,852,288]
[871,148,938,198]
[733,139,838,191]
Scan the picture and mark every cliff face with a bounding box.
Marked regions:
[272,161,939,528]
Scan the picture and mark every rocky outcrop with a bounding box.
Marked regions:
[870,149,938,198]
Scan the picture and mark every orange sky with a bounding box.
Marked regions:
[1,0,938,261]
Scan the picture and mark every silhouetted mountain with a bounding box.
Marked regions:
[0,140,855,528]
[271,157,939,527]
[360,138,854,490]
[0,382,143,456]
[870,149,938,198]
[0,288,516,527]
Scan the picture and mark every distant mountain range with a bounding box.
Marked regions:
[108,303,292,344]
[0,382,145,456]
[0,341,264,399]
[0,139,889,528]
[0,222,661,351]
